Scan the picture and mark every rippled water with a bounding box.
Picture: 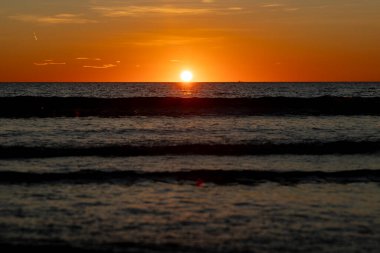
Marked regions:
[1,116,379,147]
[2,155,380,174]
[1,183,379,252]
[1,82,380,98]
[0,83,379,252]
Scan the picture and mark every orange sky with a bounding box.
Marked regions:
[0,0,380,82]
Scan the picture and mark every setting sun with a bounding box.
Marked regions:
[180,70,193,82]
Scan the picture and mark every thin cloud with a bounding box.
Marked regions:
[76,57,102,61]
[130,36,220,47]
[228,7,243,11]
[34,60,66,66]
[133,39,192,46]
[284,8,299,12]
[260,3,299,12]
[92,6,213,17]
[92,4,242,17]
[10,13,96,24]
[261,4,284,8]
[83,64,117,69]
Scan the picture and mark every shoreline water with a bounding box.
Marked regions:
[1,83,379,252]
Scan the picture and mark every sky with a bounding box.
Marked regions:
[0,0,379,82]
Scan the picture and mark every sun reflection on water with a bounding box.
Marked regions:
[178,82,195,96]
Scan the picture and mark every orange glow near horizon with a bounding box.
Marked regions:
[0,1,380,82]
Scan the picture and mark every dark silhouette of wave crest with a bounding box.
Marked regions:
[0,141,379,159]
[0,169,378,185]
[1,96,380,117]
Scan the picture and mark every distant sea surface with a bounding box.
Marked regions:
[0,82,379,253]
[1,82,380,98]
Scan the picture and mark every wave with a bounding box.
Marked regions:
[0,242,213,253]
[1,96,380,117]
[0,141,379,158]
[0,169,378,185]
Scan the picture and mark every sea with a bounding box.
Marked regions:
[0,82,379,252]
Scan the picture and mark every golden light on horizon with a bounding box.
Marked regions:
[180,70,193,82]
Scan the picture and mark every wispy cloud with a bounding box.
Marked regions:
[284,8,299,12]
[92,6,213,17]
[130,35,220,47]
[261,4,285,8]
[34,60,66,66]
[83,64,117,69]
[228,7,243,11]
[260,3,299,12]
[76,57,102,61]
[10,13,96,24]
[92,4,243,17]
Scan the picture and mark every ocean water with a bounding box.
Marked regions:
[0,82,379,252]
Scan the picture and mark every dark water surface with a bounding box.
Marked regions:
[0,82,379,252]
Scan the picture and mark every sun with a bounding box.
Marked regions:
[180,70,193,82]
